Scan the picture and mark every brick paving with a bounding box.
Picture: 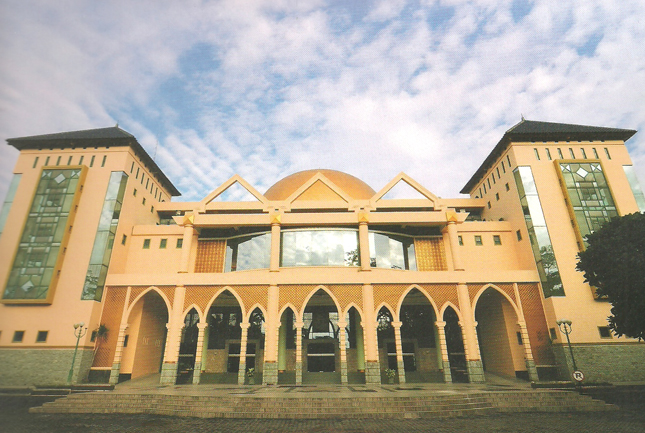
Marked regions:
[2,395,645,433]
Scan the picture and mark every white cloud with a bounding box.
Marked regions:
[0,0,644,207]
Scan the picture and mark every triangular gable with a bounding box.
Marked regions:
[286,172,352,204]
[372,173,439,206]
[201,175,267,206]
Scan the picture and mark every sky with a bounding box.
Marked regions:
[1,0,644,203]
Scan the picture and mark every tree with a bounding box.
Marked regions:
[576,212,645,340]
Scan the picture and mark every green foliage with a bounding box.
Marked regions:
[576,212,645,340]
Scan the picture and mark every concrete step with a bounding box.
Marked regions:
[30,390,616,419]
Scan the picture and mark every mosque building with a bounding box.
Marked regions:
[0,119,644,387]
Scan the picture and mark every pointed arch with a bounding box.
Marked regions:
[374,302,395,320]
[472,284,520,318]
[126,286,172,320]
[440,302,464,322]
[244,303,267,323]
[341,302,364,320]
[182,304,205,323]
[301,285,342,314]
[204,286,246,316]
[396,284,440,319]
[279,303,299,322]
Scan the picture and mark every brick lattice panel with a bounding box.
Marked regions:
[92,287,127,368]
[418,284,459,313]
[234,285,269,313]
[279,285,317,314]
[518,283,555,365]
[372,284,409,315]
[127,286,175,311]
[326,285,363,313]
[183,286,220,313]
[415,238,448,271]
[467,283,516,305]
[194,240,226,273]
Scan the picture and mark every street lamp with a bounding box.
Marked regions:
[556,319,580,381]
[67,322,87,385]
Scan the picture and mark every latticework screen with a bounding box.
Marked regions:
[415,237,447,271]
[194,239,226,273]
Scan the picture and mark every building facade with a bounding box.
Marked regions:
[0,120,643,387]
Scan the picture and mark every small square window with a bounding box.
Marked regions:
[516,331,523,345]
[121,234,127,245]
[495,193,499,201]
[475,235,483,246]
[143,239,151,249]
[598,326,612,338]
[505,183,510,192]
[516,230,522,241]
[549,328,557,341]
[493,235,501,245]
[160,239,167,249]
[458,235,463,246]
[13,331,25,343]
[36,331,48,343]
[176,239,183,248]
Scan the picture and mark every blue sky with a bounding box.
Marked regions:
[1,0,644,202]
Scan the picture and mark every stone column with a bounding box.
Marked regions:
[361,284,380,384]
[160,286,186,384]
[192,322,208,384]
[338,321,348,384]
[238,322,250,385]
[457,283,484,383]
[295,321,304,385]
[391,321,406,384]
[513,283,539,382]
[108,323,129,385]
[518,321,539,382]
[263,285,279,385]
[269,217,281,272]
[179,215,195,273]
[358,217,371,271]
[435,321,452,383]
[108,286,131,385]
[445,219,464,271]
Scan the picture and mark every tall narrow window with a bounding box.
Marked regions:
[81,171,128,301]
[79,155,84,165]
[487,178,491,189]
[101,155,107,167]
[160,239,167,249]
[502,161,506,173]
[506,155,511,167]
[604,148,611,159]
[534,148,540,160]
[593,148,599,159]
[545,149,552,160]
[67,156,73,165]
[496,167,501,178]
[45,156,50,166]
[90,155,95,167]
[143,239,151,249]
[580,148,587,159]
[569,148,575,159]
[136,167,140,179]
[557,148,563,159]
[130,161,134,173]
[56,156,61,165]
[33,157,39,168]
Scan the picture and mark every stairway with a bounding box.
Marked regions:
[30,389,616,419]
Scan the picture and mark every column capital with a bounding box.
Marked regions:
[295,321,305,328]
[239,322,251,330]
[391,321,402,328]
[197,322,209,330]
[435,321,446,328]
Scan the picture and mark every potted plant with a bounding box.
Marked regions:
[246,368,255,385]
[385,368,396,384]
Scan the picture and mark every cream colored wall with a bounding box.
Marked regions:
[123,226,184,274]
[501,300,525,372]
[0,145,176,353]
[510,141,641,345]
[456,222,525,271]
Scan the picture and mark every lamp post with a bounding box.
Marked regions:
[67,322,87,385]
[556,319,581,383]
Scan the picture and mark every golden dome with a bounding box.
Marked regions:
[264,169,376,201]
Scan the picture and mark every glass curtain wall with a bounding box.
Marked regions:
[369,231,416,270]
[623,165,645,212]
[513,167,564,297]
[4,169,84,301]
[82,172,128,301]
[281,229,359,267]
[224,233,271,272]
[0,174,21,235]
